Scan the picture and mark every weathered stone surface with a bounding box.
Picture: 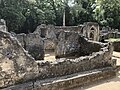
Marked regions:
[55,31,80,58]
[44,39,55,50]
[100,28,120,40]
[25,33,44,60]
[1,67,116,90]
[34,24,47,38]
[55,31,102,58]
[83,22,100,41]
[16,33,26,48]
[112,41,120,52]
[34,23,100,50]
[44,26,57,50]
[36,43,115,79]
[16,33,44,60]
[0,24,116,89]
[0,31,38,88]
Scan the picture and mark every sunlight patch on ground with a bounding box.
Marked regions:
[44,50,56,62]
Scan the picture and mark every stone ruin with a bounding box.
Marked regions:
[82,22,100,41]
[100,26,120,39]
[100,26,120,52]
[14,33,44,60]
[10,22,100,60]
[0,20,117,89]
[32,22,100,60]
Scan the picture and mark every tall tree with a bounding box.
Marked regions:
[94,0,120,29]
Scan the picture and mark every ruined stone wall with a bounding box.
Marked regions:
[44,25,82,50]
[100,30,120,51]
[83,22,100,41]
[34,23,100,50]
[16,33,25,48]
[100,28,120,40]
[44,25,57,50]
[35,36,114,80]
[16,33,44,60]
[0,29,115,89]
[54,26,81,33]
[25,33,44,60]
[55,31,101,58]
[2,67,116,90]
[112,41,120,52]
[108,32,120,39]
[0,31,38,88]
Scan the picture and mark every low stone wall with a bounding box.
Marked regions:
[2,67,116,90]
[100,32,120,40]
[108,32,120,38]
[36,42,115,80]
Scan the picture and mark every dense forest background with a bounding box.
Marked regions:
[0,0,120,33]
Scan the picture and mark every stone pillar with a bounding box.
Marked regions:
[63,10,65,26]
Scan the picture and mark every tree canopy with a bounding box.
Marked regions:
[0,0,120,33]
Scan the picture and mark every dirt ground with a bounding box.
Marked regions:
[44,50,56,61]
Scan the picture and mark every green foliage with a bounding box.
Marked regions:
[0,7,26,32]
[94,0,120,29]
[0,0,28,32]
[0,0,120,33]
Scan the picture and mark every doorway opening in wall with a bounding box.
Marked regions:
[90,27,96,40]
[90,32,94,40]
[44,40,56,62]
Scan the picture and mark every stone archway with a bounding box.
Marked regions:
[90,31,94,40]
[89,26,97,41]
